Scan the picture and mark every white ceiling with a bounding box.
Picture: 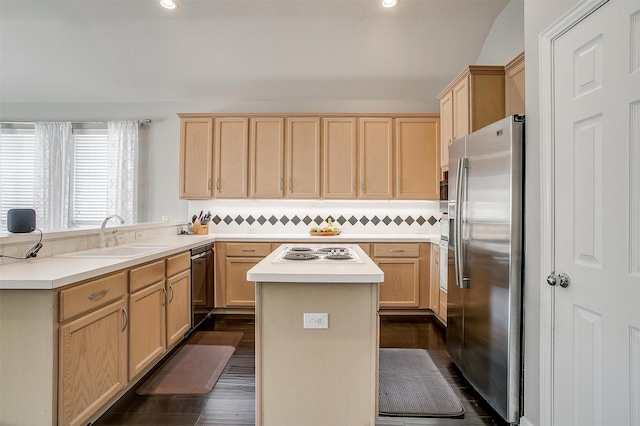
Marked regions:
[0,0,511,105]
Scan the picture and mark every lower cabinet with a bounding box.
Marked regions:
[129,281,166,379]
[429,243,441,314]
[373,243,430,309]
[58,298,128,426]
[216,242,273,308]
[166,269,191,347]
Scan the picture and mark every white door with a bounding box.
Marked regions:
[552,1,640,425]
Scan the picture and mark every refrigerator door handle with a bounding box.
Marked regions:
[455,157,469,289]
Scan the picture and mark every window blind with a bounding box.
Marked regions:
[0,129,36,229]
[72,129,109,226]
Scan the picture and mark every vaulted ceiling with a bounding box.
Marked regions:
[0,0,511,106]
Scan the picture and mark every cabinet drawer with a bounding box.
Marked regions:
[225,242,272,257]
[373,243,420,258]
[59,271,127,322]
[130,260,165,293]
[166,251,190,277]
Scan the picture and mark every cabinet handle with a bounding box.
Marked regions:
[280,177,283,191]
[361,180,365,191]
[208,178,211,191]
[242,249,256,252]
[162,287,167,307]
[121,307,128,332]
[435,254,439,265]
[169,284,175,303]
[87,289,109,300]
[389,249,405,253]
[289,178,292,192]
[216,178,220,191]
[352,179,356,192]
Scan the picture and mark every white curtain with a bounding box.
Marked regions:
[107,121,138,224]
[33,122,74,230]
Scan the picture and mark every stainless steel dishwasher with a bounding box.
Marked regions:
[190,243,214,330]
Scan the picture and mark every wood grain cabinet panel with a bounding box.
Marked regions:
[179,117,214,199]
[395,117,440,200]
[250,117,285,198]
[440,92,454,171]
[322,117,357,199]
[438,66,505,174]
[129,281,166,379]
[59,271,127,322]
[374,243,429,309]
[505,52,525,116]
[166,269,191,347]
[429,243,440,314]
[214,117,249,198]
[59,299,128,426]
[358,117,393,199]
[286,117,321,198]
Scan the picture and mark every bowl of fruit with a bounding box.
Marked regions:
[310,219,341,236]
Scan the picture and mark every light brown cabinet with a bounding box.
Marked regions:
[286,117,321,198]
[373,243,429,309]
[429,243,441,314]
[358,117,394,199]
[438,66,505,172]
[129,280,166,379]
[322,117,358,199]
[214,117,249,198]
[179,117,214,199]
[216,242,273,308]
[505,52,525,116]
[166,269,191,347]
[59,298,128,426]
[395,117,440,199]
[180,113,440,200]
[250,117,285,198]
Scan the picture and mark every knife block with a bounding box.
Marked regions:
[193,222,209,235]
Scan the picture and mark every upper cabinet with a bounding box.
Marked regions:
[395,117,440,200]
[358,117,393,199]
[179,117,214,199]
[286,117,321,198]
[214,117,249,198]
[322,117,357,199]
[437,66,505,172]
[249,117,285,198]
[179,113,440,200]
[505,52,525,116]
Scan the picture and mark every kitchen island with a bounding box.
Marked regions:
[247,244,384,426]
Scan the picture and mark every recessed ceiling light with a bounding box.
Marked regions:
[382,0,397,7]
[160,0,179,10]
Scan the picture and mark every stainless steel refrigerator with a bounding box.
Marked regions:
[447,115,524,425]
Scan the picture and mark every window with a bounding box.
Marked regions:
[0,125,129,231]
[0,128,36,230]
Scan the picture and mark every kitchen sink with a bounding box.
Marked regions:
[56,244,171,258]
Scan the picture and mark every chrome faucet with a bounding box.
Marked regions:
[100,214,125,248]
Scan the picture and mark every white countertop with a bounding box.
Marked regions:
[0,233,436,290]
[247,244,384,284]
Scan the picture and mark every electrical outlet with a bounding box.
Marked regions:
[303,313,328,329]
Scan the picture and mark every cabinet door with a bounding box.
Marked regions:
[179,117,214,199]
[377,258,421,308]
[215,117,248,198]
[452,76,470,140]
[59,299,127,426]
[166,270,191,347]
[322,117,357,199]
[225,257,259,307]
[429,244,440,314]
[286,117,321,198]
[129,281,166,379]
[250,117,285,198]
[358,117,393,199]
[395,117,439,200]
[440,92,454,171]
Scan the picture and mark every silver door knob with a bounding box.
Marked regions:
[547,272,570,288]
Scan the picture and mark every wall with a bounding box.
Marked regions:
[522,1,579,426]
[476,0,525,65]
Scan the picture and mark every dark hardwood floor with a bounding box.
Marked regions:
[93,314,509,426]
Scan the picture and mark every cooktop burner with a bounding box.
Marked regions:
[282,252,319,261]
[273,246,363,264]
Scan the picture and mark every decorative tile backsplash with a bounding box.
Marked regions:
[188,200,443,235]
